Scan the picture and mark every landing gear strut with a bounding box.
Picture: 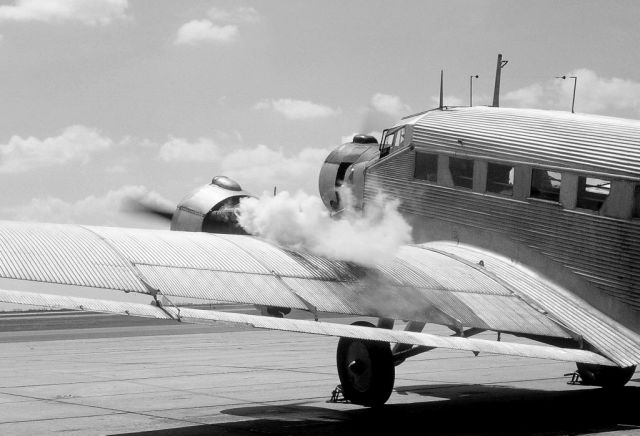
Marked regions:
[575,363,636,388]
[335,321,395,406]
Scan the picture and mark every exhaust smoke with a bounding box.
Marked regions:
[237,188,412,267]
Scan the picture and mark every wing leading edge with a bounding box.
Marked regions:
[0,288,614,367]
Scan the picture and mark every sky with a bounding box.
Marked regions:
[1,0,640,229]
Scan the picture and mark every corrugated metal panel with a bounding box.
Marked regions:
[430,243,640,367]
[215,234,335,279]
[91,227,268,273]
[0,221,581,341]
[0,221,145,292]
[136,265,307,309]
[365,153,640,312]
[396,246,513,295]
[0,287,615,367]
[410,107,640,179]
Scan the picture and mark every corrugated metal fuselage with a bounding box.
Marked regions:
[364,141,640,336]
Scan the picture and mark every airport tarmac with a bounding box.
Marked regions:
[0,308,638,435]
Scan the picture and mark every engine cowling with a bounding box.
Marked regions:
[318,134,379,212]
[170,176,253,234]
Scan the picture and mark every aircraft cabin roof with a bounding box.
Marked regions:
[405,106,640,180]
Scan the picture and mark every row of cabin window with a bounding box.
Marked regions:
[414,152,640,220]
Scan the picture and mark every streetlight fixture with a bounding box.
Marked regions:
[556,75,578,113]
[470,75,479,107]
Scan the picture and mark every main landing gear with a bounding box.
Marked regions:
[574,363,636,388]
[335,321,395,407]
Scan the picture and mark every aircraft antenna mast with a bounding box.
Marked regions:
[492,54,508,107]
[439,70,444,109]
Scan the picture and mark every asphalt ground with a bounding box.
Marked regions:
[0,308,638,435]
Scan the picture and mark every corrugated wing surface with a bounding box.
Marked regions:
[0,220,570,339]
[428,242,640,368]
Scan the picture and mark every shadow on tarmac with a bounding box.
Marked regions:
[120,385,640,436]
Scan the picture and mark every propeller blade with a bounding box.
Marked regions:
[121,197,175,222]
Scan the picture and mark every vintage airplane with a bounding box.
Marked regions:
[0,104,639,407]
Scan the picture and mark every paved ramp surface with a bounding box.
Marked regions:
[0,310,638,435]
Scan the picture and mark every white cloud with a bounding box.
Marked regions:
[174,20,238,45]
[158,136,220,162]
[254,98,342,120]
[0,0,129,25]
[0,125,112,173]
[174,6,259,46]
[207,6,259,24]
[429,95,465,107]
[220,144,332,195]
[503,69,640,117]
[5,185,173,228]
[370,93,411,117]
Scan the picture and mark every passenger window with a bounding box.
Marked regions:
[576,176,610,211]
[486,163,514,196]
[633,185,640,218]
[530,169,561,202]
[449,157,474,189]
[414,152,438,182]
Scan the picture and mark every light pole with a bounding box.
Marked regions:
[556,75,578,113]
[470,75,479,107]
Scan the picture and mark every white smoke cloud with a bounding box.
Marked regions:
[237,189,412,266]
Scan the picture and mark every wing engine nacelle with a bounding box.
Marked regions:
[170,176,253,234]
[318,135,379,212]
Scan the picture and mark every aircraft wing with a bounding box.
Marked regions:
[0,288,614,366]
[0,220,638,366]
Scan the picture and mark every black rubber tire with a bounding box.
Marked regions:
[576,363,636,388]
[336,321,395,407]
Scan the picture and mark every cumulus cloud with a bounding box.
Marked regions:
[174,20,238,45]
[503,69,640,117]
[237,189,412,266]
[207,6,259,24]
[5,185,173,228]
[429,95,465,108]
[0,125,112,173]
[370,93,412,117]
[220,144,332,194]
[174,6,259,45]
[0,0,129,25]
[158,136,220,162]
[358,93,412,133]
[254,98,342,120]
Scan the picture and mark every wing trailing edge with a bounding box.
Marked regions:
[0,288,615,367]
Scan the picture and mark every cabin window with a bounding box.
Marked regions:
[576,176,611,211]
[449,157,474,189]
[530,169,562,202]
[633,185,640,218]
[486,163,514,196]
[414,152,438,182]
